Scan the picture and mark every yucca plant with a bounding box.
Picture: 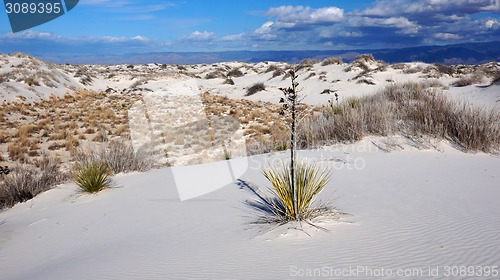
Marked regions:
[71,161,113,193]
[250,67,334,223]
[263,160,331,222]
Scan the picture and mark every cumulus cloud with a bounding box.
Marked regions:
[0,30,152,44]
[485,19,500,29]
[360,0,499,19]
[254,21,276,40]
[266,5,344,29]
[186,31,215,41]
[347,16,420,34]
[434,32,461,40]
[0,30,61,40]
[220,33,246,41]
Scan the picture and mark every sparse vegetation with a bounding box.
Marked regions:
[74,140,156,174]
[246,82,266,96]
[299,82,500,152]
[321,57,343,66]
[245,161,332,223]
[0,155,66,209]
[227,68,244,78]
[451,74,484,87]
[247,69,334,224]
[71,161,113,193]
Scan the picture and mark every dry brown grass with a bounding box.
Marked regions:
[0,89,140,166]
[0,129,9,144]
[299,82,500,152]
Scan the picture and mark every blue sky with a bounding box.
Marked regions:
[0,0,499,57]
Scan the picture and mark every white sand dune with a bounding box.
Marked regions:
[1,139,499,279]
[1,54,499,279]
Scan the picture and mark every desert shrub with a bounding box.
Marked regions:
[246,82,266,96]
[305,72,316,80]
[271,68,285,79]
[491,74,500,85]
[244,160,332,223]
[421,79,445,89]
[346,97,362,109]
[403,65,423,74]
[0,166,39,208]
[227,68,244,77]
[223,78,235,85]
[434,63,455,75]
[321,57,343,66]
[356,78,376,85]
[205,70,225,79]
[73,140,156,174]
[7,143,28,162]
[297,59,320,71]
[265,64,280,73]
[71,161,112,193]
[451,74,484,87]
[392,63,407,70]
[0,155,66,209]
[298,82,500,152]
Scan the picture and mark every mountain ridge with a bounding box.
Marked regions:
[20,41,500,65]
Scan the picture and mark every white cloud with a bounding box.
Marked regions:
[131,35,150,42]
[0,30,60,39]
[359,0,499,17]
[186,31,215,41]
[310,7,345,24]
[220,33,246,41]
[254,21,276,40]
[434,32,461,40]
[348,16,420,34]
[266,5,343,28]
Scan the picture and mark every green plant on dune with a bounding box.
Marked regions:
[245,68,333,223]
[71,161,113,193]
[263,160,331,222]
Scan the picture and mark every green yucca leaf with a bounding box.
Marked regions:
[71,161,113,193]
[263,160,331,221]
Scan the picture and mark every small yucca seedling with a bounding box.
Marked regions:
[71,161,113,193]
[262,160,331,222]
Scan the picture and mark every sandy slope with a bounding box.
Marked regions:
[1,139,499,280]
[2,53,499,111]
[1,54,499,279]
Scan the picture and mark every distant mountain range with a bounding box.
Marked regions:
[39,41,500,65]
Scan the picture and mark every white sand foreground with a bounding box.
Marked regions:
[1,139,499,280]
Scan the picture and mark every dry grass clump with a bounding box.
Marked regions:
[0,89,139,166]
[451,74,484,87]
[223,78,235,85]
[205,69,226,79]
[403,65,424,74]
[0,129,8,144]
[271,68,286,79]
[296,59,319,71]
[321,57,343,66]
[201,93,290,155]
[227,68,244,77]
[344,54,375,72]
[0,155,66,209]
[73,139,157,174]
[265,64,280,73]
[434,63,455,76]
[246,82,266,96]
[299,82,500,152]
